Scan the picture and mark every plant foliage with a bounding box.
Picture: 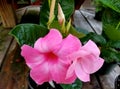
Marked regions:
[61,79,82,89]
[97,0,120,13]
[9,1,83,88]
[9,24,48,46]
[93,0,120,63]
[81,32,120,63]
[95,0,120,41]
[39,0,74,27]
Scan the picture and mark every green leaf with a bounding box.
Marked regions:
[59,0,74,21]
[60,79,82,89]
[107,40,120,49]
[103,25,120,41]
[39,0,50,27]
[102,9,120,41]
[81,32,106,46]
[101,47,120,63]
[98,0,120,13]
[9,24,49,46]
[102,9,120,30]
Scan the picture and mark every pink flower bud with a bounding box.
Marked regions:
[58,3,65,25]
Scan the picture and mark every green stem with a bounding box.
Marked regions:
[47,0,56,29]
[116,21,120,30]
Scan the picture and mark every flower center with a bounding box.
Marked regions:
[45,52,58,60]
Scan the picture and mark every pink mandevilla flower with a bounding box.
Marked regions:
[66,40,104,82]
[21,29,81,85]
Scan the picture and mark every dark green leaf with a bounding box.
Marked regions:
[101,47,120,63]
[102,9,120,41]
[60,79,82,89]
[98,0,120,13]
[107,40,120,49]
[81,32,106,46]
[39,0,50,27]
[102,8,120,29]
[59,0,74,21]
[9,24,48,46]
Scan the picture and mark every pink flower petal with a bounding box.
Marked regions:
[78,40,104,73]
[66,59,77,79]
[57,34,81,62]
[81,56,104,73]
[30,62,50,85]
[75,61,90,82]
[81,40,100,56]
[64,73,76,84]
[49,59,76,84]
[66,40,104,82]
[21,45,45,68]
[34,29,62,53]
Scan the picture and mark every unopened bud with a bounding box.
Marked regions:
[58,3,65,25]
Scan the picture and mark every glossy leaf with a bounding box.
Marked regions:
[61,79,82,89]
[102,9,120,40]
[59,0,74,20]
[98,0,120,13]
[9,24,48,47]
[39,0,50,27]
[102,9,120,29]
[101,47,120,63]
[81,32,106,46]
[107,40,120,49]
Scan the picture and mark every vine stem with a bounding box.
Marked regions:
[116,21,120,30]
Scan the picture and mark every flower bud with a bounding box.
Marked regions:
[58,3,65,25]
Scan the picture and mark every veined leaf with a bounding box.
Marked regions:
[39,0,50,27]
[61,79,82,89]
[102,9,120,41]
[59,0,74,21]
[81,32,106,46]
[9,24,49,47]
[107,40,120,49]
[101,47,120,63]
[102,9,120,30]
[98,0,120,13]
